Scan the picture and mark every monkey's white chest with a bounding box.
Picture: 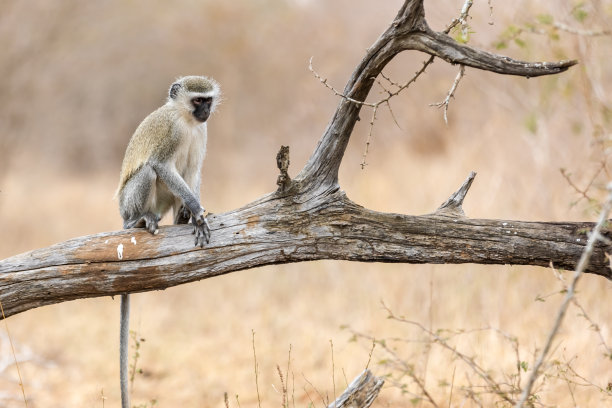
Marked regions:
[173,122,207,188]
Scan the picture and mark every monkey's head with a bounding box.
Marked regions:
[169,76,220,123]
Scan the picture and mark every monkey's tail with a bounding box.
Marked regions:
[120,294,130,408]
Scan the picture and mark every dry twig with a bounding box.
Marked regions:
[429,65,465,124]
[516,183,612,407]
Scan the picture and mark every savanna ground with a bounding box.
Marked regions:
[0,1,611,407]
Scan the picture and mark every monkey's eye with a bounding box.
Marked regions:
[192,97,205,106]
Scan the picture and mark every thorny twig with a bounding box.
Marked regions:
[353,329,440,407]
[552,267,612,357]
[387,315,515,405]
[516,183,612,407]
[360,106,378,169]
[560,162,607,205]
[431,0,475,124]
[430,65,465,125]
[355,306,519,406]
[309,57,376,108]
[310,56,434,169]
[553,354,612,395]
[444,0,474,38]
[310,0,480,166]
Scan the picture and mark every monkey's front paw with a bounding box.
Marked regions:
[193,216,211,247]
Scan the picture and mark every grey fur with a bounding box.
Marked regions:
[116,76,219,408]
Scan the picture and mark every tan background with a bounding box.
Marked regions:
[1,0,611,406]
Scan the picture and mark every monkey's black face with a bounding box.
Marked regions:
[191,97,213,122]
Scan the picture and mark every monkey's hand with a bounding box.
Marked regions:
[192,211,211,247]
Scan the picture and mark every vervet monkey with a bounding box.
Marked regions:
[116,75,220,408]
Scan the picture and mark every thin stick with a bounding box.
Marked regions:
[444,0,474,35]
[553,22,610,36]
[309,58,375,107]
[360,105,378,169]
[330,339,336,407]
[0,299,28,408]
[252,330,262,408]
[365,339,376,370]
[430,65,465,124]
[515,184,612,407]
[285,344,293,408]
[448,366,456,408]
[277,365,287,408]
[303,373,327,405]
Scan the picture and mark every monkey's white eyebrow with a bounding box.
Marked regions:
[188,91,216,98]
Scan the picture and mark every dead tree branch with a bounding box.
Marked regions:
[0,0,599,322]
[328,370,384,408]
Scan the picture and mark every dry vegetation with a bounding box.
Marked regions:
[0,0,611,407]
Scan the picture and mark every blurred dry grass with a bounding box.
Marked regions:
[0,0,611,407]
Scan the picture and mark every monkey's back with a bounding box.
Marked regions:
[117,105,178,194]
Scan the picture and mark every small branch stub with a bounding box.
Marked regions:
[435,171,476,216]
[327,369,384,408]
[276,145,292,192]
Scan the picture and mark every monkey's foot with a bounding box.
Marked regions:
[143,213,160,235]
[193,216,211,247]
[174,205,191,225]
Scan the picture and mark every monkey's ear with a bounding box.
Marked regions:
[169,83,182,99]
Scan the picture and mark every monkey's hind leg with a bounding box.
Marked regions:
[120,165,160,234]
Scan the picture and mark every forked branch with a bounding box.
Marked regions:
[297,0,577,190]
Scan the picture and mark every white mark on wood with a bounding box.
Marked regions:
[117,244,124,260]
[506,230,511,234]
[576,238,581,242]
[503,222,508,226]
[104,240,109,244]
[131,236,137,245]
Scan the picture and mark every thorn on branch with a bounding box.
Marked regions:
[276,145,292,193]
[435,171,476,216]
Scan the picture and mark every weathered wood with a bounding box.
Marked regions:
[0,1,598,320]
[1,185,610,318]
[327,370,384,408]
